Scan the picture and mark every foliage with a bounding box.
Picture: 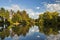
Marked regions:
[38,11,60,35]
[0,7,60,39]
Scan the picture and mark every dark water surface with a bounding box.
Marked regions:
[1,26,47,40]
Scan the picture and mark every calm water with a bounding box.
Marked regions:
[4,32,47,40]
[1,25,60,40]
[0,26,47,40]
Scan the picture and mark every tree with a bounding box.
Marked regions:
[38,11,59,35]
[12,13,22,23]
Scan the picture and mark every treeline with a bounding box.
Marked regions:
[0,8,60,35]
[0,8,35,40]
[36,11,60,35]
[0,8,34,26]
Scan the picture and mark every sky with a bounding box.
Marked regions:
[0,0,60,19]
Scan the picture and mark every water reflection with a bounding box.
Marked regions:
[4,32,47,40]
[38,25,59,35]
[0,19,60,40]
[0,23,60,40]
[4,26,47,40]
[11,25,32,36]
[1,22,60,40]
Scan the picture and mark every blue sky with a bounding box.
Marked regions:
[0,0,60,19]
[0,0,56,12]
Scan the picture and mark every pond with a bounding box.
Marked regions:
[0,22,60,40]
[1,25,60,40]
[3,26,47,40]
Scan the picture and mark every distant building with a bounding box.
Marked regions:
[9,10,14,19]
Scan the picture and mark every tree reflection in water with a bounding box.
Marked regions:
[0,29,10,40]
[38,24,59,35]
[0,24,32,40]
[0,24,60,40]
[12,24,32,36]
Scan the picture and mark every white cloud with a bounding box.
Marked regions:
[36,7,40,10]
[25,9,40,19]
[3,4,40,19]
[11,4,21,11]
[46,4,60,11]
[4,4,23,12]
